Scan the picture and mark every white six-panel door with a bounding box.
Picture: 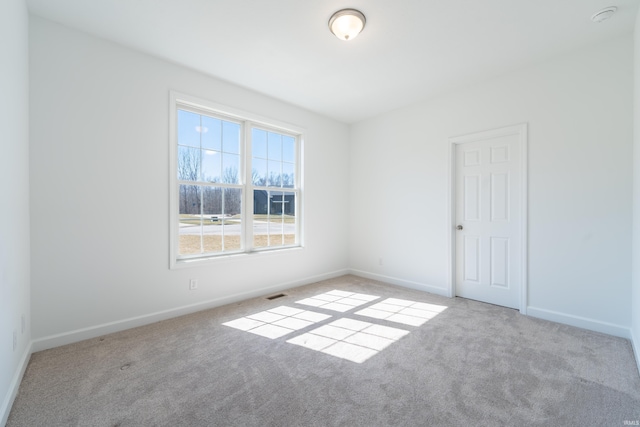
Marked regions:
[452,125,526,310]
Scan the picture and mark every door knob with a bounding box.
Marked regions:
[456,225,463,230]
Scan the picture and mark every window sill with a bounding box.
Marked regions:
[170,246,304,270]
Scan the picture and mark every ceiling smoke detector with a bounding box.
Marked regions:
[591,6,617,23]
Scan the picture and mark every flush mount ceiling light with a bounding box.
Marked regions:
[591,6,617,23]
[328,9,366,41]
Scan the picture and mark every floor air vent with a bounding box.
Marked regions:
[266,293,287,300]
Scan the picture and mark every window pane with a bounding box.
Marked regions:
[222,121,240,154]
[201,116,222,152]
[222,154,240,184]
[253,189,269,248]
[178,146,201,181]
[269,191,285,247]
[198,187,242,254]
[202,187,222,219]
[224,188,242,216]
[179,184,202,215]
[252,158,267,186]
[178,185,202,255]
[282,191,296,216]
[283,136,295,163]
[252,129,267,159]
[282,162,295,188]
[253,189,268,215]
[268,132,282,160]
[270,191,285,215]
[223,188,242,251]
[283,191,296,246]
[178,110,201,148]
[202,236,222,254]
[252,190,295,249]
[202,187,223,253]
[268,160,282,187]
[202,150,221,183]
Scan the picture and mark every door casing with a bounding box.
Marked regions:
[447,123,528,314]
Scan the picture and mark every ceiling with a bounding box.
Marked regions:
[26,0,638,124]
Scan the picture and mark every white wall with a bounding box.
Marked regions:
[0,0,31,424]
[632,8,640,371]
[29,16,349,348]
[349,36,634,336]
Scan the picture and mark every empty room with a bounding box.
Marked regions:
[2,0,640,425]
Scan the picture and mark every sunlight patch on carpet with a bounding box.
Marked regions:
[223,306,332,339]
[295,290,379,312]
[222,291,448,363]
[355,298,447,326]
[287,319,409,363]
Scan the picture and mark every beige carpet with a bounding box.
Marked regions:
[8,275,640,426]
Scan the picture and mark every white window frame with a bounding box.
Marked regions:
[169,91,304,269]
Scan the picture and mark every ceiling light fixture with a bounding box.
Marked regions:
[328,9,366,41]
[591,6,617,23]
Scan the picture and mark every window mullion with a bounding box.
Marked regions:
[221,188,225,252]
[293,136,300,246]
[279,135,284,246]
[199,186,204,254]
[267,189,271,247]
[244,122,254,252]
[199,116,204,255]
[178,179,241,189]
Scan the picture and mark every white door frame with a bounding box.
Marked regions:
[447,123,528,314]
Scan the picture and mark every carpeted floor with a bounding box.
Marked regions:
[7,275,640,426]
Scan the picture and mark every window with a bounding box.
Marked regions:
[169,93,302,266]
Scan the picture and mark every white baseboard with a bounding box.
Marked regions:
[32,269,349,353]
[632,327,640,378]
[348,269,449,298]
[526,306,632,339]
[1,341,32,427]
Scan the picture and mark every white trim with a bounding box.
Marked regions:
[526,306,632,339]
[169,91,179,268]
[0,342,32,426]
[348,269,449,297]
[171,246,305,269]
[298,134,305,248]
[632,327,640,377]
[170,91,304,136]
[446,143,455,299]
[519,124,529,314]
[31,269,348,353]
[243,123,253,251]
[447,123,528,313]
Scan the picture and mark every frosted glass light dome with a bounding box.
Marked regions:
[329,9,366,41]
